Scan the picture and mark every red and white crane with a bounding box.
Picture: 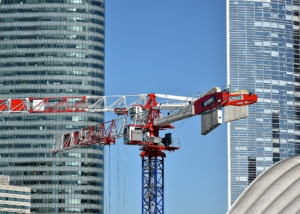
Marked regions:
[0,87,257,214]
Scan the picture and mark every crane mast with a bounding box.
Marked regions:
[1,87,258,214]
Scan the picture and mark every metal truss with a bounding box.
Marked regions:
[86,95,149,113]
[142,156,164,214]
[51,117,126,154]
[0,88,259,214]
[0,98,29,113]
[0,94,194,114]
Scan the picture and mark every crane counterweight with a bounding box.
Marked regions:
[1,87,258,214]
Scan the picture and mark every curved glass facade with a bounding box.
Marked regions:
[227,0,299,208]
[0,0,105,213]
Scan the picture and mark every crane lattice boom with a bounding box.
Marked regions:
[50,88,257,154]
[0,87,258,214]
[0,94,193,114]
[52,117,127,154]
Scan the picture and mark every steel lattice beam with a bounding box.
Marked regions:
[0,94,197,114]
[51,117,126,154]
[142,156,164,214]
[0,88,258,213]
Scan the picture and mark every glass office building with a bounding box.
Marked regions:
[227,0,299,209]
[0,0,105,213]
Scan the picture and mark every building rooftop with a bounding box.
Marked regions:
[228,155,300,214]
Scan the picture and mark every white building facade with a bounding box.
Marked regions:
[0,175,30,214]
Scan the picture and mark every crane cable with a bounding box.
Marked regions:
[117,141,120,214]
[124,143,127,214]
[109,145,111,214]
[103,117,187,214]
[171,118,190,134]
[104,146,107,214]
[105,145,111,214]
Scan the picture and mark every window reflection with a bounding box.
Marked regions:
[229,0,300,206]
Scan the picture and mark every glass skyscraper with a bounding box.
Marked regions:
[227,0,299,209]
[0,0,105,213]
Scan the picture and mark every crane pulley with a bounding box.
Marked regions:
[0,87,258,214]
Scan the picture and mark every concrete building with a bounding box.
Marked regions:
[0,175,30,214]
[228,155,300,214]
[227,0,300,209]
[0,0,105,213]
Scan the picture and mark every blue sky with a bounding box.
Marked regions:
[104,1,227,213]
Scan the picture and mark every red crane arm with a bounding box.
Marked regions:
[52,117,126,154]
[0,95,149,114]
[193,91,258,115]
[0,87,258,214]
[0,87,258,156]
[0,97,87,113]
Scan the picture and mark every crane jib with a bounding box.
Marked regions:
[193,92,223,115]
[0,88,258,214]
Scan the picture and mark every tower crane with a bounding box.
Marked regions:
[0,87,257,214]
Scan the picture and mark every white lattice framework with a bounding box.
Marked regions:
[0,94,195,114]
[52,117,127,154]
